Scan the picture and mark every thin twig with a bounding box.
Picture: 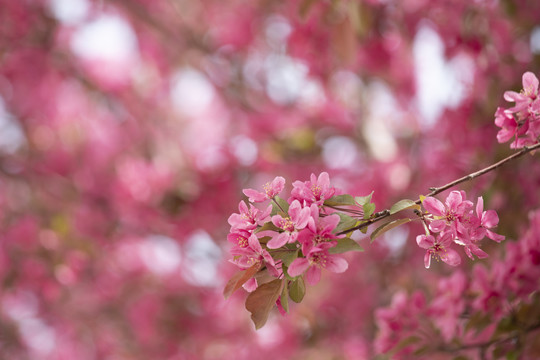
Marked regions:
[339,143,540,235]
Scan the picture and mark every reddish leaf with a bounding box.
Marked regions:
[245,278,283,330]
[223,263,261,299]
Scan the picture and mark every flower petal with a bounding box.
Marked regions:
[305,266,321,285]
[423,197,445,216]
[324,255,348,273]
[288,258,310,277]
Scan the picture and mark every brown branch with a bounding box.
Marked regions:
[339,143,540,235]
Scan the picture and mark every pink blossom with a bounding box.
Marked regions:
[503,71,538,113]
[423,191,473,239]
[229,234,279,276]
[287,241,348,285]
[243,176,285,202]
[416,232,461,269]
[289,172,336,206]
[267,200,311,249]
[297,205,342,246]
[470,197,505,243]
[228,200,271,232]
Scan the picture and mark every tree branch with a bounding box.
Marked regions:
[340,143,540,235]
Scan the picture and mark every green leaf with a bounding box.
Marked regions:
[389,199,420,215]
[272,249,299,267]
[324,194,356,207]
[370,218,411,243]
[223,263,261,299]
[289,276,306,303]
[328,237,364,254]
[271,196,289,216]
[280,282,289,314]
[256,221,281,233]
[334,213,359,234]
[363,203,376,219]
[355,191,373,206]
[245,279,284,330]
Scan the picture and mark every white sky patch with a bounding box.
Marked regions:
[413,25,471,125]
[0,96,26,153]
[49,0,89,25]
[230,135,258,166]
[531,26,540,54]
[71,14,138,62]
[182,230,222,287]
[322,136,358,169]
[382,225,409,257]
[139,235,182,276]
[171,68,216,117]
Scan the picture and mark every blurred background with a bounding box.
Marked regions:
[0,0,539,359]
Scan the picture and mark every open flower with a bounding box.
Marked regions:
[287,241,348,285]
[243,176,285,203]
[228,200,271,232]
[230,234,279,277]
[470,197,505,243]
[416,232,461,269]
[289,172,336,206]
[423,191,473,239]
[267,200,311,249]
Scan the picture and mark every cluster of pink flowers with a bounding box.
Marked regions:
[418,190,504,268]
[227,173,349,292]
[495,71,540,148]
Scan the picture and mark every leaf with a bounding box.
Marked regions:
[363,203,376,219]
[328,237,364,254]
[280,282,289,314]
[390,199,420,215]
[334,213,359,234]
[324,194,356,207]
[370,218,411,243]
[355,191,373,206]
[245,279,284,330]
[256,221,281,233]
[272,249,299,267]
[271,196,289,216]
[223,263,261,299]
[289,276,306,303]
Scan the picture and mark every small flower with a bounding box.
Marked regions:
[503,71,539,113]
[423,191,473,239]
[289,172,336,206]
[228,201,271,232]
[416,232,461,269]
[267,200,311,249]
[243,176,285,203]
[297,204,342,245]
[230,234,279,276]
[288,241,348,285]
[470,197,505,243]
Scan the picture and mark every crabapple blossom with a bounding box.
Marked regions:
[287,241,348,285]
[243,176,285,202]
[289,172,336,206]
[267,200,311,249]
[416,232,461,268]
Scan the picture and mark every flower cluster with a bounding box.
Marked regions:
[495,71,540,148]
[417,191,504,268]
[227,173,353,291]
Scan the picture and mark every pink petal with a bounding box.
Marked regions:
[446,191,463,210]
[522,71,539,93]
[481,210,499,228]
[476,197,484,218]
[266,233,289,249]
[416,235,434,249]
[294,206,312,229]
[423,197,445,216]
[243,277,258,292]
[271,176,285,193]
[429,219,447,233]
[318,172,330,187]
[504,90,524,102]
[287,258,310,277]
[441,248,461,266]
[248,234,263,252]
[324,255,348,273]
[486,230,505,243]
[424,252,432,269]
[305,265,321,285]
[243,188,267,202]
